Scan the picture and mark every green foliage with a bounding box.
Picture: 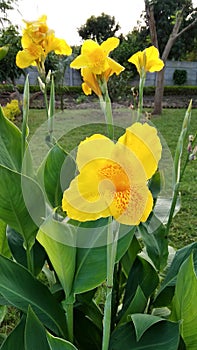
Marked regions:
[0,25,22,84]
[78,12,120,43]
[0,77,196,349]
[0,0,18,27]
[143,0,197,60]
[173,69,187,85]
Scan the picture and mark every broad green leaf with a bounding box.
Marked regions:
[118,256,159,323]
[0,219,10,257]
[73,222,135,294]
[0,165,45,246]
[76,292,103,330]
[43,144,76,207]
[121,234,141,277]
[37,216,76,297]
[25,306,50,350]
[47,332,78,350]
[7,227,46,276]
[0,316,26,350]
[74,308,102,350]
[170,253,197,349]
[109,319,179,350]
[154,242,197,307]
[138,220,168,271]
[130,313,170,341]
[118,286,147,325]
[0,106,22,171]
[0,255,67,338]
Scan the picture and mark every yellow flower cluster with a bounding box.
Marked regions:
[15,14,164,226]
[2,99,21,121]
[16,15,72,73]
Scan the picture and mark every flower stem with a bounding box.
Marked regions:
[66,303,74,343]
[102,219,119,350]
[99,79,114,140]
[137,72,146,122]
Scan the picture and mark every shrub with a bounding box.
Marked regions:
[2,99,21,121]
[173,69,187,85]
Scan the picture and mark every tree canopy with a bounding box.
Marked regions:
[0,25,22,84]
[143,0,197,60]
[77,12,120,43]
[0,0,18,26]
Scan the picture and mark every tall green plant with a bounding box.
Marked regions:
[0,16,196,350]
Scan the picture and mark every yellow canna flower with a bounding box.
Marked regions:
[128,46,164,76]
[70,38,124,95]
[62,122,162,225]
[16,15,72,71]
[22,15,51,44]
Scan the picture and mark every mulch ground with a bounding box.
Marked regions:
[0,91,196,110]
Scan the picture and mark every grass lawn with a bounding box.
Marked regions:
[27,106,197,249]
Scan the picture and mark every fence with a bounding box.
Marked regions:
[16,60,197,87]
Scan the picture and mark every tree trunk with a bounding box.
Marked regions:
[144,0,197,115]
[152,68,165,115]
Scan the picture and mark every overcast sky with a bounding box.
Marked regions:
[9,0,197,46]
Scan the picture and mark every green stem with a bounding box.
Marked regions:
[137,72,146,122]
[98,80,114,140]
[44,87,49,121]
[66,303,74,343]
[102,218,119,350]
[165,182,180,235]
[21,75,29,161]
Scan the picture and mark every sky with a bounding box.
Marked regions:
[8,0,197,46]
[8,0,146,45]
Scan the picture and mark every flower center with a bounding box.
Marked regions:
[99,163,130,192]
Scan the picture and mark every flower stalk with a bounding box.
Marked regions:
[102,218,119,350]
[137,70,146,122]
[99,78,114,139]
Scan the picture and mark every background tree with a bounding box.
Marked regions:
[0,0,18,27]
[144,0,197,114]
[77,12,120,43]
[0,25,22,84]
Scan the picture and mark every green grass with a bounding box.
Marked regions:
[26,107,197,249]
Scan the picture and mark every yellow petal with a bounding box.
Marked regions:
[45,35,72,56]
[81,39,100,55]
[106,185,152,225]
[16,50,36,68]
[76,134,115,171]
[82,82,92,95]
[100,37,120,55]
[81,69,102,96]
[128,51,143,74]
[70,55,89,69]
[140,190,154,222]
[118,122,162,179]
[62,160,111,221]
[106,57,125,76]
[145,46,164,72]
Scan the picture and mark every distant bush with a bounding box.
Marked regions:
[2,99,21,121]
[173,69,187,85]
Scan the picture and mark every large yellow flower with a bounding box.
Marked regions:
[22,15,51,44]
[128,46,164,76]
[16,15,72,70]
[62,122,162,225]
[70,38,124,96]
